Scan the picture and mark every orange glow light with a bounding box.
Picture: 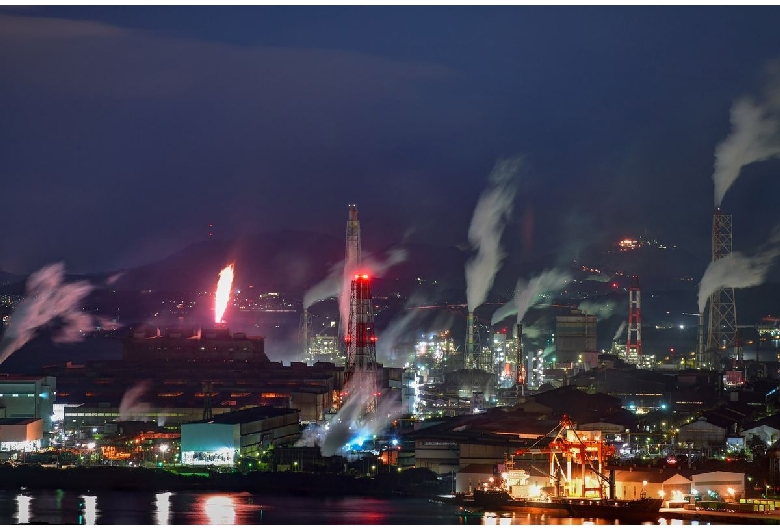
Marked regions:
[215,263,234,323]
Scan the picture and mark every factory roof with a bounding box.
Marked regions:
[202,406,299,425]
[742,412,780,432]
[0,418,41,426]
[613,467,690,483]
[0,374,51,382]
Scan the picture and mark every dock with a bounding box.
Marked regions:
[660,507,780,524]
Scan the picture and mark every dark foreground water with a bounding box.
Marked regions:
[0,489,722,525]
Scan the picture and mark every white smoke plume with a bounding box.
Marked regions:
[0,262,95,366]
[697,227,780,313]
[577,299,617,321]
[491,269,570,325]
[376,309,419,365]
[296,375,404,458]
[465,157,522,312]
[713,87,780,206]
[522,324,542,340]
[106,272,124,286]
[337,248,408,339]
[613,320,627,342]
[118,380,152,421]
[303,261,343,310]
[375,290,430,365]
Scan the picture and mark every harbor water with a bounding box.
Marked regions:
[0,489,730,525]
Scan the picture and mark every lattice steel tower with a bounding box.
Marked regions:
[706,207,737,361]
[344,274,377,414]
[626,275,643,367]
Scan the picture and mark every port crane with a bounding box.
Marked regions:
[508,415,615,499]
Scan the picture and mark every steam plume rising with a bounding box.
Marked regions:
[697,227,780,313]
[338,248,407,334]
[613,320,627,342]
[214,263,234,324]
[578,299,617,321]
[295,376,403,457]
[303,261,343,310]
[303,248,407,341]
[465,157,522,312]
[491,269,570,325]
[713,90,780,206]
[118,380,152,421]
[376,304,421,365]
[0,263,94,366]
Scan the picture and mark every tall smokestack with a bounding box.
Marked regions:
[346,204,361,268]
[302,307,310,362]
[697,312,705,369]
[466,311,475,368]
[516,322,524,399]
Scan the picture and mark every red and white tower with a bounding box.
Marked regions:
[344,273,378,414]
[626,275,643,367]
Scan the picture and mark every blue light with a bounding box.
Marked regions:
[391,439,398,446]
[660,403,667,410]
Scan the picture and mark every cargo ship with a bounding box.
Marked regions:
[472,488,662,522]
[467,415,662,523]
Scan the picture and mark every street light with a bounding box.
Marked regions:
[86,442,96,465]
[159,444,168,467]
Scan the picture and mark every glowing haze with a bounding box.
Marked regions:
[465,156,522,312]
[214,263,234,324]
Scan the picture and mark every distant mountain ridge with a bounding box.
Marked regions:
[0,229,711,300]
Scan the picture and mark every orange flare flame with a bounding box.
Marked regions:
[215,263,234,324]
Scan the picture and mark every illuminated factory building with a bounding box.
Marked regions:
[305,332,343,366]
[180,407,300,466]
[0,375,56,447]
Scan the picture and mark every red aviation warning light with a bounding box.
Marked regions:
[344,270,378,415]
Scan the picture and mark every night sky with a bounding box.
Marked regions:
[3,6,780,275]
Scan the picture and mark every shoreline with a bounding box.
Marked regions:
[660,507,780,524]
[0,465,446,500]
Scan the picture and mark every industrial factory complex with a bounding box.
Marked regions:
[1,204,780,507]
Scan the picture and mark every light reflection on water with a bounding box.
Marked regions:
[203,495,236,525]
[0,490,723,525]
[82,495,97,525]
[155,492,172,526]
[16,494,31,524]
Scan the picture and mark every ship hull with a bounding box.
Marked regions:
[472,490,662,522]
